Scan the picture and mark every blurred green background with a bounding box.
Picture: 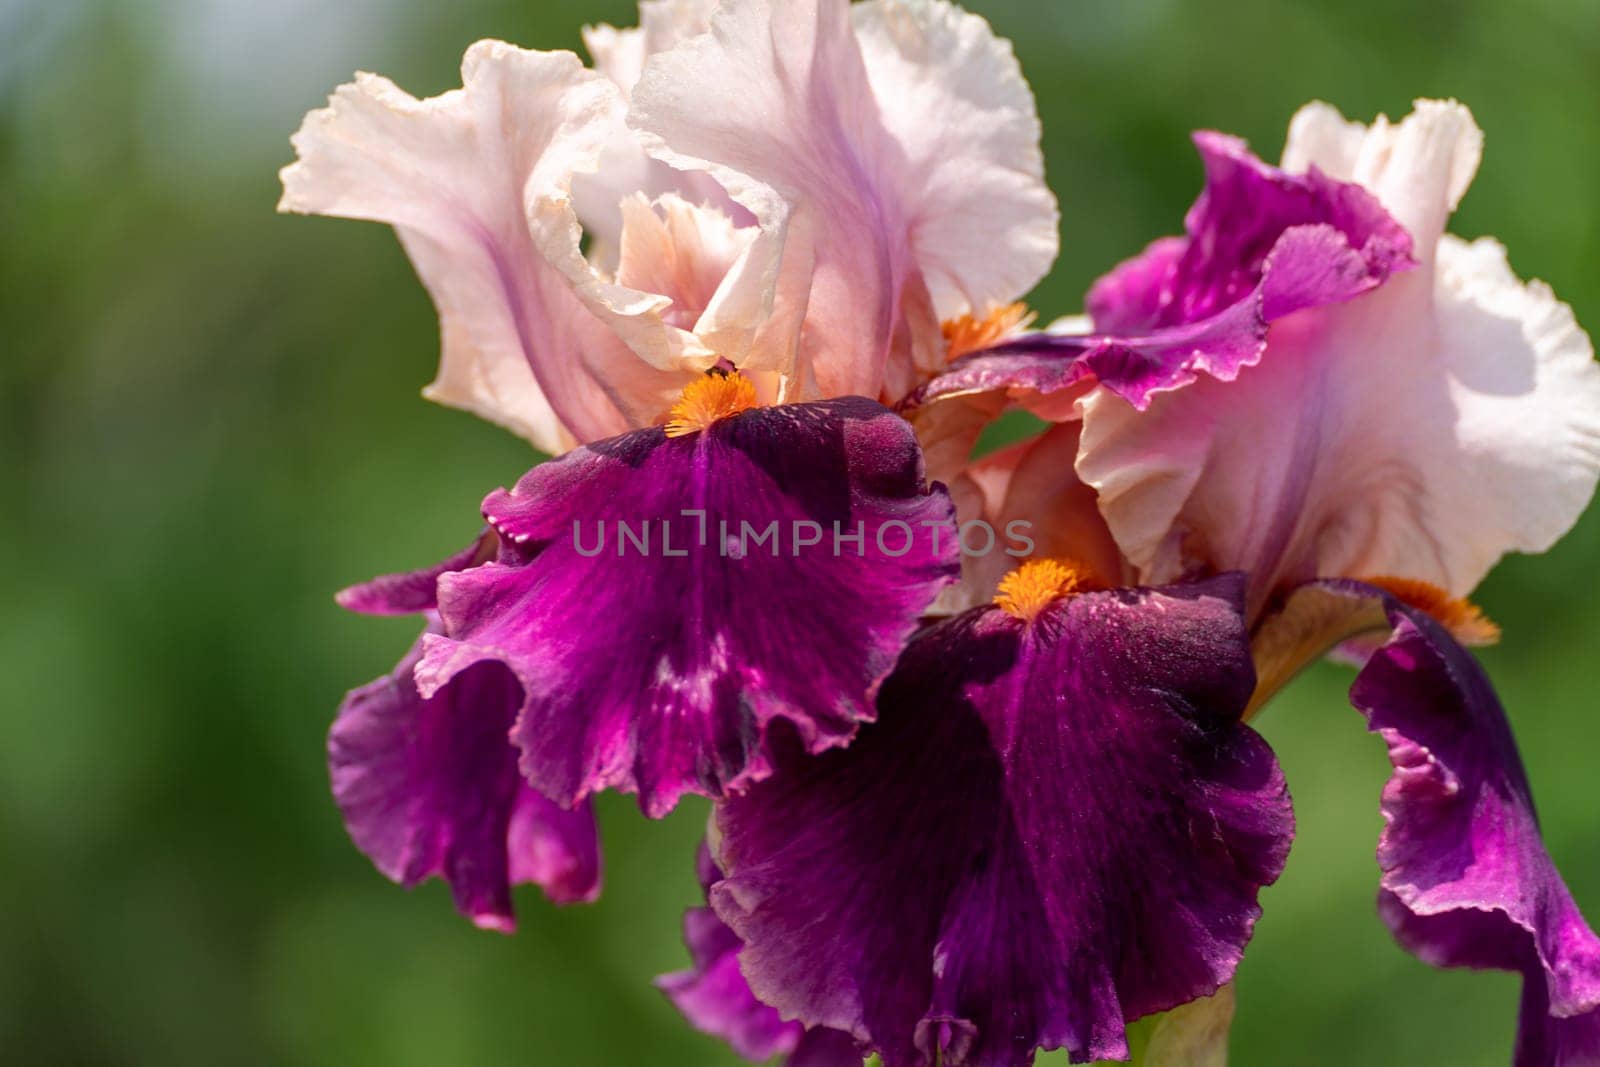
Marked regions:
[3,0,1598,1063]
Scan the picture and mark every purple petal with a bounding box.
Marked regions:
[908,128,1413,416]
[1088,131,1413,332]
[329,623,601,930]
[420,398,958,818]
[787,1028,866,1067]
[1347,591,1600,1066]
[335,529,497,616]
[712,574,1292,1065]
[658,843,857,1064]
[907,291,1266,414]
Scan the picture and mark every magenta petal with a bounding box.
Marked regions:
[787,1028,865,1067]
[329,624,601,930]
[335,528,497,616]
[1088,131,1413,332]
[712,575,1292,1066]
[909,128,1413,415]
[657,843,857,1064]
[420,398,958,818]
[1348,593,1600,1066]
[908,290,1266,414]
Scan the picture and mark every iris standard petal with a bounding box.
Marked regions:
[630,0,1057,400]
[419,395,958,817]
[329,624,602,931]
[712,573,1292,1065]
[279,41,702,449]
[909,124,1410,421]
[1079,102,1600,608]
[1089,130,1412,332]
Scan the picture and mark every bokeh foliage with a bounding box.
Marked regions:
[2,0,1598,1063]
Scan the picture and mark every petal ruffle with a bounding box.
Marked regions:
[1339,586,1600,1067]
[907,124,1409,422]
[907,289,1264,414]
[850,0,1059,324]
[420,397,958,817]
[280,41,698,449]
[658,843,858,1064]
[1078,102,1600,607]
[576,0,747,256]
[712,574,1292,1065]
[334,529,497,616]
[613,193,757,335]
[329,624,602,931]
[1089,131,1411,332]
[630,0,1057,401]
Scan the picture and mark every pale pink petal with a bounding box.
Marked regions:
[584,0,720,96]
[930,437,1029,615]
[931,423,1126,614]
[280,41,687,449]
[1279,100,1367,181]
[631,0,1055,401]
[852,0,1058,325]
[1080,171,1600,612]
[614,194,755,333]
[994,422,1126,587]
[1284,99,1482,262]
[630,0,894,395]
[576,1,746,258]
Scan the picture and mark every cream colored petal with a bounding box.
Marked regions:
[614,193,755,334]
[631,0,888,395]
[1283,99,1482,260]
[576,0,737,257]
[1079,233,1600,611]
[280,41,671,448]
[853,0,1059,326]
[1351,100,1482,259]
[1424,235,1600,587]
[1280,100,1366,180]
[583,0,720,97]
[632,0,1053,402]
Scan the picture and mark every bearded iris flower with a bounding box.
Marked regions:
[284,0,1600,1063]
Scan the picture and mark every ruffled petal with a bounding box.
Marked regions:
[712,574,1292,1065]
[909,124,1409,426]
[1080,233,1600,610]
[850,0,1058,322]
[631,0,1055,401]
[658,843,858,1063]
[584,0,720,99]
[1078,102,1600,608]
[1089,131,1411,332]
[334,529,497,616]
[907,289,1264,414]
[419,397,958,817]
[329,624,602,931]
[1337,585,1600,1066]
[614,194,757,335]
[1296,99,1482,260]
[576,0,747,256]
[280,41,700,449]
